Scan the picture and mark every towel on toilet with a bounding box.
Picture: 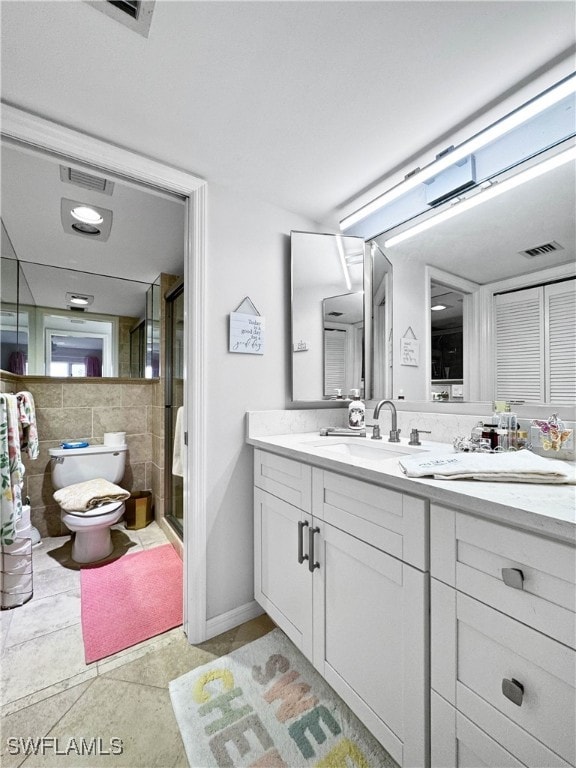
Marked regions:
[54,478,130,512]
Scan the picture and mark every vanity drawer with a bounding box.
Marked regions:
[254,449,311,512]
[430,504,576,647]
[432,581,576,766]
[313,469,428,570]
[431,691,572,768]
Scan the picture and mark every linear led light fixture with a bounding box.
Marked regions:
[384,145,576,248]
[336,235,352,291]
[340,72,576,231]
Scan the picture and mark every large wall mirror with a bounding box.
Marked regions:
[290,231,393,402]
[373,144,575,405]
[345,75,576,407]
[0,140,185,379]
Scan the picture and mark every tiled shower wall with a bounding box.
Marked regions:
[0,373,168,538]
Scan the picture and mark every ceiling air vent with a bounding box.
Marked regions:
[520,241,564,259]
[60,166,114,196]
[108,0,140,19]
[85,0,155,38]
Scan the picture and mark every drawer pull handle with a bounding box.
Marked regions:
[501,567,524,590]
[297,521,309,564]
[502,678,524,706]
[308,526,320,573]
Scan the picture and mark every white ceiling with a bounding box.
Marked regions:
[1,143,185,316]
[377,158,576,284]
[1,0,574,228]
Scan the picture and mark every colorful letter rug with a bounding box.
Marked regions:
[81,544,183,663]
[169,628,398,767]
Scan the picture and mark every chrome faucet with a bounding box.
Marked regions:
[373,400,401,443]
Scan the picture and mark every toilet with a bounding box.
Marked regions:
[49,444,128,564]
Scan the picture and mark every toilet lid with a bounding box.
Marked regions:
[64,500,124,518]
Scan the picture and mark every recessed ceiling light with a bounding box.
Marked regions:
[71,222,101,235]
[70,205,104,225]
[431,304,447,311]
[66,292,94,307]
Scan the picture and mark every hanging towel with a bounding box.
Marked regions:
[398,450,574,484]
[0,394,24,545]
[172,407,184,477]
[16,391,39,460]
[54,478,130,513]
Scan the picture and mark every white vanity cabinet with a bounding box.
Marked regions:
[430,503,576,768]
[253,448,429,768]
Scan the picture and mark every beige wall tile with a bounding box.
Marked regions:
[62,382,122,408]
[121,461,147,493]
[121,383,155,406]
[93,406,147,436]
[36,408,92,442]
[31,506,63,537]
[27,473,55,509]
[126,433,152,464]
[24,381,64,408]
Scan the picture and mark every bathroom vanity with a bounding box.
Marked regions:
[248,427,576,768]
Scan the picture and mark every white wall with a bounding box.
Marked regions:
[204,182,321,620]
[389,254,429,400]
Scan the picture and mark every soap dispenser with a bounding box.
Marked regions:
[348,389,365,430]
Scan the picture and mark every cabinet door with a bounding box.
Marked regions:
[314,522,428,768]
[254,488,313,660]
[432,580,575,767]
[431,692,527,768]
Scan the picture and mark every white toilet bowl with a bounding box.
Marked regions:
[61,501,125,563]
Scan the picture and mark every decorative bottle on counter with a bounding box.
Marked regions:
[348,389,365,430]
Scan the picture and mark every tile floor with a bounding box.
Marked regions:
[1,522,275,768]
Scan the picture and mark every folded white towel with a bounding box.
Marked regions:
[172,406,184,477]
[54,478,130,512]
[398,450,573,484]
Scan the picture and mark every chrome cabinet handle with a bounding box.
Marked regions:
[502,678,524,706]
[297,520,309,564]
[502,567,524,590]
[308,526,320,573]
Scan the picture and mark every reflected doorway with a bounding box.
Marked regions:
[164,279,184,537]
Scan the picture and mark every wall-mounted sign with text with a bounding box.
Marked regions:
[229,311,265,355]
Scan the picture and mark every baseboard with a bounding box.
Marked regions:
[205,600,264,640]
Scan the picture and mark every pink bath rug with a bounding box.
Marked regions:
[81,544,183,663]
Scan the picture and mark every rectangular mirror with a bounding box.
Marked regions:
[0,139,185,379]
[290,232,393,403]
[291,231,367,402]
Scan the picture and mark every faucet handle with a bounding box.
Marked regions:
[370,424,382,440]
[409,428,431,446]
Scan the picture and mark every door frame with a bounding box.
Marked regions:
[1,103,208,643]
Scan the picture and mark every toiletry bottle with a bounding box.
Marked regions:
[348,389,365,430]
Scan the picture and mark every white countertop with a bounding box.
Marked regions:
[247,431,576,544]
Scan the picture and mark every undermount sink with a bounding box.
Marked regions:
[307,438,427,462]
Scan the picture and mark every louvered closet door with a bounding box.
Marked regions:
[323,328,346,396]
[545,280,576,403]
[495,287,544,402]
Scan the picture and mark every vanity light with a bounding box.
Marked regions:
[384,145,576,248]
[431,304,447,311]
[336,235,352,291]
[340,72,576,231]
[70,205,104,226]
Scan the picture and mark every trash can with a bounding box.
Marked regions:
[124,491,154,530]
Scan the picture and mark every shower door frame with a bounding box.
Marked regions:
[1,104,208,644]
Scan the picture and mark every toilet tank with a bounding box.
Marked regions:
[49,445,127,489]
